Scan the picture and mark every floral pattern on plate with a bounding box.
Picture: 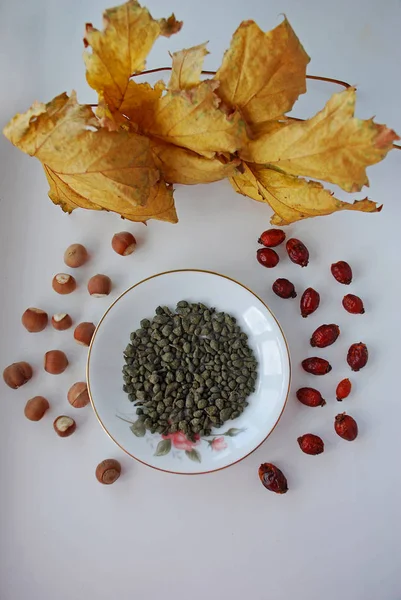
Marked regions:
[116,414,245,463]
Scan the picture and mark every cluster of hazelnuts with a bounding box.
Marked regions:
[2,232,136,485]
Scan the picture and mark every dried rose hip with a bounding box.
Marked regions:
[347,342,368,371]
[342,294,365,314]
[336,378,352,401]
[296,387,326,407]
[310,324,340,348]
[300,288,320,318]
[256,248,279,268]
[331,261,352,284]
[258,463,288,494]
[334,413,358,441]
[286,238,309,267]
[272,278,297,299]
[258,229,285,247]
[302,357,332,375]
[297,434,324,455]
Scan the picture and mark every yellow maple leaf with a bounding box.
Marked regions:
[44,165,102,212]
[215,18,310,125]
[150,139,240,185]
[119,81,164,126]
[96,92,132,131]
[230,163,382,225]
[96,77,242,183]
[169,43,209,91]
[241,88,400,192]
[3,91,177,222]
[139,80,247,159]
[119,181,178,223]
[83,0,182,111]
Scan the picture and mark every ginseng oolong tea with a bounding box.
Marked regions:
[122,301,258,440]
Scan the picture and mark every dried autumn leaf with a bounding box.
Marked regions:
[119,180,178,223]
[94,79,241,185]
[241,88,400,192]
[96,92,132,131]
[44,165,102,213]
[215,18,309,125]
[83,0,182,110]
[119,81,164,127]
[2,92,177,221]
[230,163,381,225]
[150,139,240,185]
[169,43,209,91]
[139,80,247,158]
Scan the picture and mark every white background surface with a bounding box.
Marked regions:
[0,0,400,599]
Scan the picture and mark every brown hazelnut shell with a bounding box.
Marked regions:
[44,350,68,374]
[3,362,33,389]
[53,416,76,437]
[51,313,73,331]
[73,322,96,346]
[21,308,48,332]
[87,274,111,297]
[52,273,76,295]
[112,232,137,256]
[96,459,121,484]
[64,243,88,268]
[24,396,50,421]
[68,382,90,408]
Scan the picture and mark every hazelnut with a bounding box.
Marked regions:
[67,382,90,408]
[24,396,50,421]
[53,415,76,437]
[3,362,33,389]
[87,274,111,297]
[44,350,68,374]
[64,243,89,268]
[21,307,48,332]
[73,322,96,346]
[51,313,73,331]
[52,273,76,295]
[112,232,137,256]
[95,459,121,484]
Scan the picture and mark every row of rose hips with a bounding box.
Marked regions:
[255,229,367,494]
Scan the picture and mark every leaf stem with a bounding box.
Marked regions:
[115,414,135,425]
[131,66,351,89]
[94,66,400,151]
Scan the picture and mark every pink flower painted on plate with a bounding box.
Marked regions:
[210,437,227,451]
[162,431,200,451]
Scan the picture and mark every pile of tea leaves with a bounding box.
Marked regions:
[122,301,258,440]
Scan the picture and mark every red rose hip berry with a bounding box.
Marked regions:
[258,463,288,494]
[286,238,309,267]
[296,387,326,407]
[310,324,340,348]
[334,413,358,441]
[300,288,320,318]
[347,342,368,371]
[256,248,279,268]
[272,278,297,299]
[302,357,332,375]
[336,378,352,401]
[331,261,352,284]
[343,294,365,314]
[297,434,324,455]
[258,229,285,247]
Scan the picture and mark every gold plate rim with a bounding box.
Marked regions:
[86,268,291,475]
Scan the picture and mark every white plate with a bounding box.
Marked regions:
[87,270,291,475]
